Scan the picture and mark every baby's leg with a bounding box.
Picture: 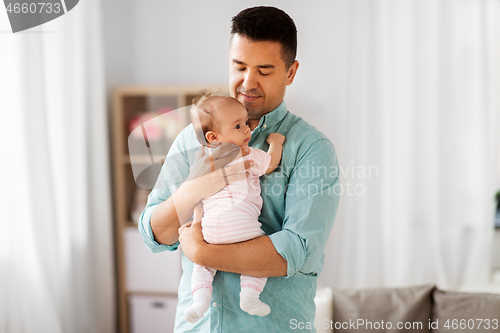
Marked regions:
[240,276,270,316]
[184,264,216,323]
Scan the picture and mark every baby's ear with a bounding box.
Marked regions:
[205,131,218,143]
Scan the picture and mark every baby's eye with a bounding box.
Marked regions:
[245,120,248,125]
[235,124,240,129]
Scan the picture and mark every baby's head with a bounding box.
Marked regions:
[191,91,251,147]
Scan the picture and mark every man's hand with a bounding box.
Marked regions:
[184,142,253,201]
[178,203,206,264]
[186,142,248,182]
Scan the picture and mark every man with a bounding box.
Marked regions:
[139,6,340,332]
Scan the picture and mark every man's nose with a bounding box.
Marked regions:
[242,70,258,91]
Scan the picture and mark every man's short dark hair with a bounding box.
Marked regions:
[231,6,297,69]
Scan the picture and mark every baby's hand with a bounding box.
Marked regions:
[266,133,285,146]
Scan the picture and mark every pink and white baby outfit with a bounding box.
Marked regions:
[184,147,272,323]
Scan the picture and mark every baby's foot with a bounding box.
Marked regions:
[240,287,271,316]
[184,288,212,323]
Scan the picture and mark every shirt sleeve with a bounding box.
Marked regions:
[268,139,340,278]
[138,125,196,253]
[246,147,272,177]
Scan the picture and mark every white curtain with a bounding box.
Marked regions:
[319,0,500,290]
[0,1,115,332]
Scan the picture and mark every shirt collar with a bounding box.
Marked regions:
[254,100,288,130]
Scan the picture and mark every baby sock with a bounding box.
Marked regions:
[184,288,212,323]
[240,287,271,316]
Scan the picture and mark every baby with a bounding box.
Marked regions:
[184,92,285,323]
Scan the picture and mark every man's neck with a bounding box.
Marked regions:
[248,101,283,131]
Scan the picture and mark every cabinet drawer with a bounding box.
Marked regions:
[124,228,181,293]
[129,295,178,333]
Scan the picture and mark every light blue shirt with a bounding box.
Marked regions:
[139,101,340,332]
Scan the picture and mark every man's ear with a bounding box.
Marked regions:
[286,60,299,86]
[205,131,218,143]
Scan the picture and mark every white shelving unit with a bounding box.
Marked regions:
[111,85,228,333]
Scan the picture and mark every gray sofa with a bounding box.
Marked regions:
[329,284,500,333]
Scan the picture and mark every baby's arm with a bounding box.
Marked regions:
[265,133,286,174]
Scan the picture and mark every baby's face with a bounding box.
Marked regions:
[211,98,251,147]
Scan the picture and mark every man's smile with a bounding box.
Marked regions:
[240,93,261,101]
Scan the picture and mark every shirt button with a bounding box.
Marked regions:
[263,124,267,128]
[212,302,218,307]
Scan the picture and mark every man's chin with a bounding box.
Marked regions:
[241,103,262,116]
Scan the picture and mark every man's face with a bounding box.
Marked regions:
[229,34,298,123]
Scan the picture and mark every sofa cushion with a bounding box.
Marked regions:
[333,284,435,333]
[431,289,500,332]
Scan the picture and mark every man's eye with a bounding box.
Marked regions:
[235,124,240,129]
[260,72,270,76]
[236,67,245,72]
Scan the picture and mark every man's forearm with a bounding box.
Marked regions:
[196,235,287,277]
[151,183,200,246]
